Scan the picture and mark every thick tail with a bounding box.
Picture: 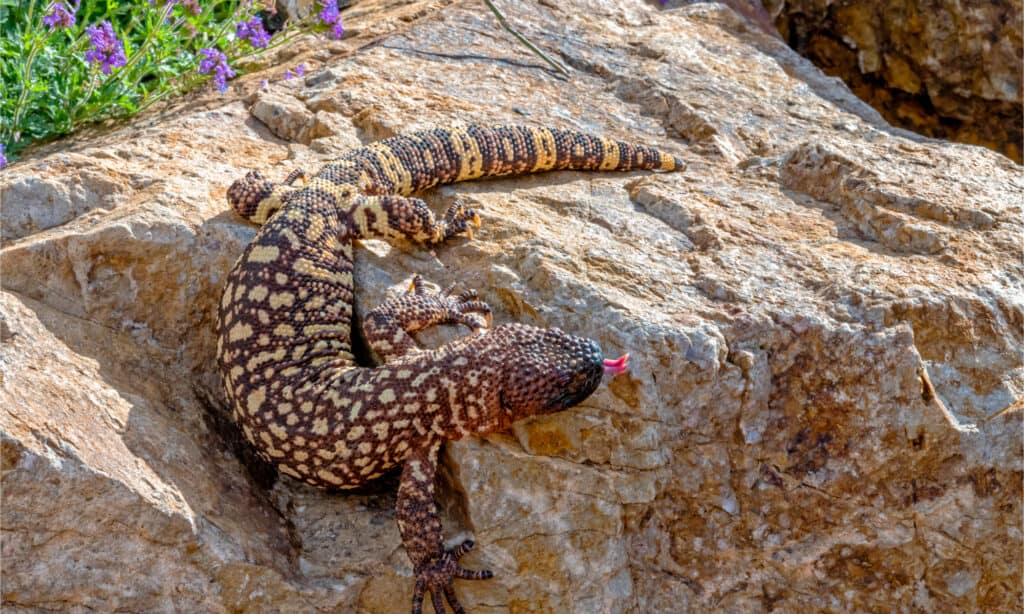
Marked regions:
[341,124,684,196]
[229,125,684,224]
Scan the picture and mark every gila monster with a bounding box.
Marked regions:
[216,124,683,613]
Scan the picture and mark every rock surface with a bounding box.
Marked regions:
[766,0,1024,163]
[2,0,1021,612]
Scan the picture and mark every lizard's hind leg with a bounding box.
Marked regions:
[401,443,494,614]
[363,275,491,364]
[226,169,305,224]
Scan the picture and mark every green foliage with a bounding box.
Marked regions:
[0,0,341,166]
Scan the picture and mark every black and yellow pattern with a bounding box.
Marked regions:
[215,124,683,613]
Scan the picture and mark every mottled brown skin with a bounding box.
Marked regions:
[215,125,683,613]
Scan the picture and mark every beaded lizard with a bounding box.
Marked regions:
[215,124,683,613]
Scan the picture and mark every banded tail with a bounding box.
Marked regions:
[348,124,685,196]
[227,125,684,224]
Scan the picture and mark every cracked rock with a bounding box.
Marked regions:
[1,0,1020,612]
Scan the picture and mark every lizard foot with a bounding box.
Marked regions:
[411,540,493,614]
[430,200,481,245]
[406,275,492,331]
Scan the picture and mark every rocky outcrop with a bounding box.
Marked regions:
[766,0,1024,162]
[2,0,1021,611]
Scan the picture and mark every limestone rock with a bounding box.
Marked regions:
[2,0,1020,612]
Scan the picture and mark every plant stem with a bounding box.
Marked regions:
[209,0,244,47]
[60,33,91,131]
[120,14,191,103]
[25,0,40,28]
[134,71,200,115]
[481,0,569,77]
[7,35,46,144]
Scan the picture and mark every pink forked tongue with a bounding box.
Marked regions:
[602,354,629,376]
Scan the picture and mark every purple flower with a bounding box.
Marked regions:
[198,48,235,93]
[42,0,80,30]
[0,145,7,170]
[319,0,338,24]
[295,63,305,76]
[284,70,293,80]
[236,17,271,48]
[85,21,127,75]
[318,0,344,39]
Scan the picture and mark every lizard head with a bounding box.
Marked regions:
[226,170,300,224]
[496,325,627,421]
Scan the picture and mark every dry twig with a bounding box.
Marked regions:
[482,0,570,77]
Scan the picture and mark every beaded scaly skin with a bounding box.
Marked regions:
[216,125,682,613]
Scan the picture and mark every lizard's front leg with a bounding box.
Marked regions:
[349,194,481,245]
[398,442,493,614]
[363,275,491,364]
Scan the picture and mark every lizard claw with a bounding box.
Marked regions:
[451,295,491,331]
[408,274,425,295]
[433,200,481,244]
[411,540,492,614]
[433,282,492,331]
[282,168,306,186]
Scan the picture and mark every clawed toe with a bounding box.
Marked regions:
[442,585,465,614]
[447,219,473,240]
[282,168,306,186]
[431,589,449,614]
[453,293,491,331]
[436,200,481,243]
[451,312,489,332]
[408,274,426,295]
[410,540,493,614]
[454,289,490,328]
[456,300,492,331]
[402,277,493,333]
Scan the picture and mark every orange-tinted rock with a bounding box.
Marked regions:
[1,1,1020,611]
